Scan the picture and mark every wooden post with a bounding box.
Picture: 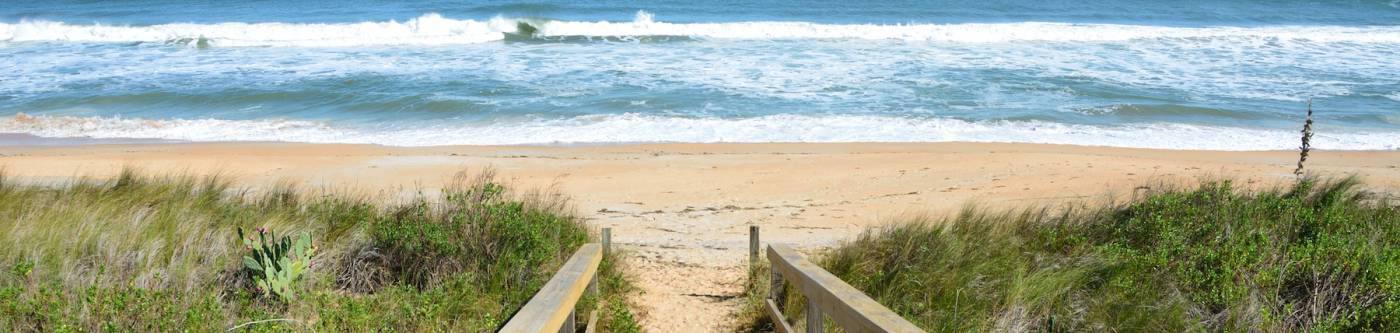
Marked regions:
[771,247,786,308]
[591,228,609,296]
[749,226,760,269]
[586,229,603,333]
[560,309,576,333]
[587,271,599,295]
[601,228,612,258]
[806,299,822,333]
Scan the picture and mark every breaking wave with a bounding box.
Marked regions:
[0,13,516,47]
[4,11,1399,47]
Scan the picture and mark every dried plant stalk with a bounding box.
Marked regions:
[1295,99,1313,177]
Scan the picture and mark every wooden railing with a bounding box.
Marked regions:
[499,228,612,333]
[501,225,921,332]
[755,228,925,333]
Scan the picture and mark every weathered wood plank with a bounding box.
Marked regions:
[766,298,795,333]
[500,243,604,333]
[583,310,599,333]
[767,244,924,333]
[806,298,823,333]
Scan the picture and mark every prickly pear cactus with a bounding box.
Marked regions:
[238,227,316,301]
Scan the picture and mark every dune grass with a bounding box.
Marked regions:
[0,169,639,332]
[741,178,1400,332]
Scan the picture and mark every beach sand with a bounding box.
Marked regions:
[3,141,1399,332]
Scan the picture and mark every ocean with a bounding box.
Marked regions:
[1,0,1398,150]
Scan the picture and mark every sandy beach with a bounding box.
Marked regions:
[3,140,1399,332]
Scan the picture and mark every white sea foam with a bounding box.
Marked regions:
[538,11,1400,43]
[3,113,1396,150]
[0,113,353,143]
[3,11,1400,47]
[0,13,516,47]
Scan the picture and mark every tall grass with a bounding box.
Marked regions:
[743,178,1400,332]
[0,169,638,332]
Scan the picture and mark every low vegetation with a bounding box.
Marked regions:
[0,169,638,332]
[742,178,1400,332]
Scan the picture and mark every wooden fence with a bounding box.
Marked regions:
[753,227,925,333]
[499,228,612,333]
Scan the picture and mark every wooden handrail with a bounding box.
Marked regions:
[500,243,604,333]
[767,244,925,333]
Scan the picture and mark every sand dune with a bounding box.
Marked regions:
[3,141,1398,332]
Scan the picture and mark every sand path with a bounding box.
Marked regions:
[3,141,1399,332]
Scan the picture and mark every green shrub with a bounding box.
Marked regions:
[360,172,593,328]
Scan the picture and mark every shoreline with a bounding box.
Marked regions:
[6,132,1400,153]
[4,140,1400,331]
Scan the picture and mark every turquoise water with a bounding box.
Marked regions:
[1,0,1398,149]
